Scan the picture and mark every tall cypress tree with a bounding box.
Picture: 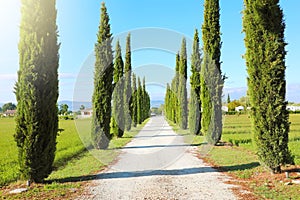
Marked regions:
[201,0,223,145]
[91,2,114,149]
[178,38,188,130]
[137,77,143,124]
[124,33,132,131]
[189,29,202,135]
[165,84,171,120]
[131,73,138,127]
[243,0,294,173]
[14,0,59,182]
[173,53,180,123]
[112,40,124,137]
[142,77,147,121]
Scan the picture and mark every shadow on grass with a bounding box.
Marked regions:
[52,144,93,171]
[47,166,216,184]
[216,162,260,172]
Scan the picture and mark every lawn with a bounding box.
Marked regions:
[206,114,300,199]
[221,114,300,164]
[0,118,87,187]
[0,117,149,199]
[170,113,300,199]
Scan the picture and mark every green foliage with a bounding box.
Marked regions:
[14,0,59,183]
[243,0,294,173]
[131,73,138,127]
[112,40,125,137]
[178,38,188,130]
[124,33,132,131]
[165,53,180,124]
[201,0,223,145]
[0,118,149,198]
[227,94,231,104]
[189,29,202,135]
[2,102,16,112]
[137,77,142,124]
[59,104,69,115]
[91,2,114,149]
[227,100,242,111]
[136,76,150,125]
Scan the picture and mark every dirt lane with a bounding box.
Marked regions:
[79,116,237,200]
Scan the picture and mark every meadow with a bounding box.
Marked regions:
[221,114,300,164]
[0,117,149,199]
[0,118,87,187]
[206,114,300,199]
[170,113,300,199]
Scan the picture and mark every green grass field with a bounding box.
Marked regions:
[0,118,87,187]
[221,114,300,164]
[207,114,300,199]
[0,117,149,188]
[170,114,300,199]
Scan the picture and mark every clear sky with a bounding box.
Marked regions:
[0,0,299,103]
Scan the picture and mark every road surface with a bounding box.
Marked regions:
[80,116,237,200]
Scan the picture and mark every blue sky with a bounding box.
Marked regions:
[0,0,299,103]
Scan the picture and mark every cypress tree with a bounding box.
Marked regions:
[165,84,171,120]
[227,94,231,104]
[131,73,138,127]
[14,0,59,182]
[201,0,223,145]
[243,0,294,173]
[124,33,132,131]
[142,77,149,121]
[137,77,143,124]
[178,38,188,130]
[91,2,114,149]
[112,40,124,137]
[189,29,202,135]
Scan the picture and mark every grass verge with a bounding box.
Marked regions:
[0,118,149,199]
[167,114,300,200]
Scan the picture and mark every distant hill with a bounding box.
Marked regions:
[58,101,92,111]
[150,100,164,108]
[57,100,164,111]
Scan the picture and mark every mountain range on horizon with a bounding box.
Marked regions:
[1,85,299,110]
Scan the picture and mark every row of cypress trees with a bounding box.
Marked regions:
[14,1,151,183]
[13,0,294,184]
[165,39,189,130]
[165,0,294,173]
[111,39,150,138]
[92,3,150,149]
[165,0,223,146]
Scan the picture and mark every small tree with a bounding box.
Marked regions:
[80,105,85,110]
[227,94,231,104]
[59,104,69,115]
[2,102,17,112]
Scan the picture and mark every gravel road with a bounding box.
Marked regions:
[79,116,237,200]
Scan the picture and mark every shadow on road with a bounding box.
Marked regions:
[48,166,216,184]
[110,143,202,150]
